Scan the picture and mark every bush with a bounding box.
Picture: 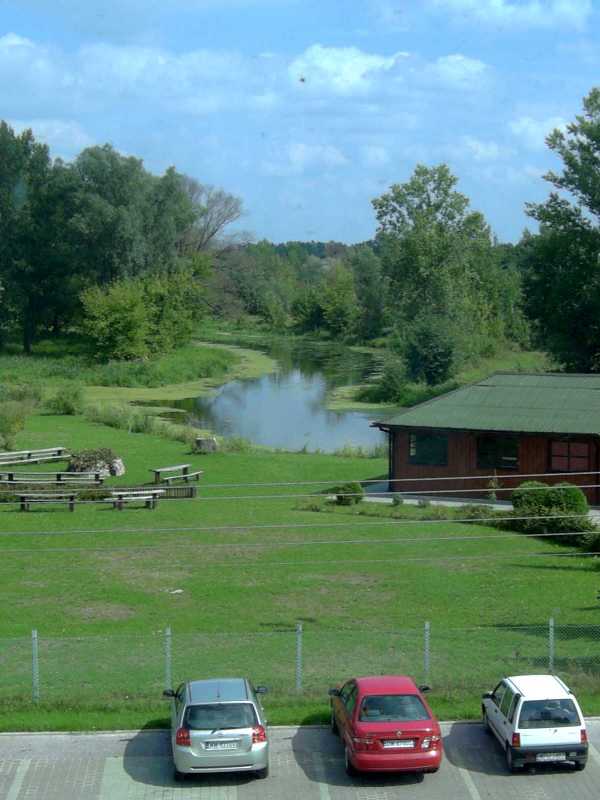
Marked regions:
[510,481,595,544]
[0,401,31,450]
[69,448,119,472]
[0,383,43,404]
[392,493,404,506]
[333,481,364,505]
[405,317,457,386]
[45,382,85,415]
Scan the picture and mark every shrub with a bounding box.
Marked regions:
[45,382,85,415]
[69,448,119,472]
[405,317,457,386]
[392,493,404,506]
[0,383,43,404]
[333,481,364,505]
[417,498,431,508]
[510,481,595,544]
[0,400,31,450]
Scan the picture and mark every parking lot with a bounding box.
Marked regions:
[1,721,599,799]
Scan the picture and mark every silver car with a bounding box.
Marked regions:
[163,678,269,781]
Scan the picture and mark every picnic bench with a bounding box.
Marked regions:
[0,447,70,466]
[19,492,77,512]
[0,471,103,484]
[150,464,203,484]
[110,489,165,510]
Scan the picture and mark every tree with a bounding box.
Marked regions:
[320,261,358,339]
[179,176,243,252]
[523,88,600,370]
[345,245,387,340]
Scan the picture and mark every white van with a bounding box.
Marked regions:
[481,674,587,772]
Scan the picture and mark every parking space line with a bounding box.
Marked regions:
[455,766,482,800]
[311,752,332,800]
[6,760,30,800]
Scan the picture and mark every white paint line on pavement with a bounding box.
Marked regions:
[6,760,31,800]
[456,766,482,800]
[311,752,332,800]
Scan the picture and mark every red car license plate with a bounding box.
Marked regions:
[383,739,415,749]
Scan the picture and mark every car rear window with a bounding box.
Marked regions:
[518,699,581,729]
[359,694,430,722]
[184,702,257,730]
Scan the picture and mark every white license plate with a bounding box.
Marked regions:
[205,741,238,751]
[383,739,415,749]
[536,752,566,762]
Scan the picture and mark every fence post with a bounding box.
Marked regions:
[424,621,431,685]
[164,626,172,690]
[548,617,555,673]
[32,629,40,704]
[295,622,303,693]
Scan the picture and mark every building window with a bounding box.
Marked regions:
[550,440,590,473]
[408,433,448,466]
[476,436,519,470]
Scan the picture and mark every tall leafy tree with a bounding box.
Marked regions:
[523,87,600,370]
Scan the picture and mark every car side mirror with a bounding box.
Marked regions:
[418,685,431,693]
[482,692,493,700]
[328,688,340,697]
[255,685,268,694]
[162,689,175,698]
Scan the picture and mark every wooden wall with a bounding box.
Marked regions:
[389,429,600,505]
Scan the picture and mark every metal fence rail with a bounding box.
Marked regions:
[1,622,599,704]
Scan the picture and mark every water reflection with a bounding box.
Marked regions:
[168,339,386,452]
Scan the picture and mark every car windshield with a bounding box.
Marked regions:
[359,694,430,722]
[518,699,580,729]
[184,703,257,730]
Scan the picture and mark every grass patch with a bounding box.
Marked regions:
[1,412,599,730]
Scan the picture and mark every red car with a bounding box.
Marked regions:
[329,675,443,776]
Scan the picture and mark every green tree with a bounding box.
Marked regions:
[523,88,600,370]
[81,280,152,360]
[320,261,358,339]
[345,245,387,340]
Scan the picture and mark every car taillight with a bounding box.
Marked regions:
[512,733,521,748]
[422,735,441,750]
[176,727,191,746]
[581,729,588,744]
[252,725,267,743]
[352,736,376,751]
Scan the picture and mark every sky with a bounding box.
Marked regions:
[1,0,598,244]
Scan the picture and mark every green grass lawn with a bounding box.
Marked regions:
[1,413,599,730]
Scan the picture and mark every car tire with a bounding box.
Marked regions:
[173,767,186,782]
[344,746,357,777]
[506,745,519,773]
[255,764,269,779]
[330,710,339,736]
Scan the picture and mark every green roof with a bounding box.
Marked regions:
[376,373,600,436]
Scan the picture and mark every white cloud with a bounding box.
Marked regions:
[431,0,592,29]
[509,115,567,149]
[362,145,390,167]
[289,44,407,95]
[462,136,510,161]
[0,33,35,48]
[262,142,348,176]
[9,118,94,158]
[427,54,488,89]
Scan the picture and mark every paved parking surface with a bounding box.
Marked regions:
[1,721,600,799]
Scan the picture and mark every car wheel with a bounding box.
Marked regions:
[330,710,338,736]
[173,766,186,782]
[344,746,357,777]
[506,745,518,773]
[255,764,269,779]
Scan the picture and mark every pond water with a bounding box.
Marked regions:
[168,339,388,453]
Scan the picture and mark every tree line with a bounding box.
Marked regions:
[0,86,599,393]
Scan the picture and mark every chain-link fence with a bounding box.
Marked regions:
[2,622,599,705]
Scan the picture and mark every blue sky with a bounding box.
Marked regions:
[1,0,598,244]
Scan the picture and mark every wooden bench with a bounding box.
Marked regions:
[0,447,70,466]
[0,471,102,484]
[19,492,77,512]
[150,464,191,484]
[111,489,165,510]
[161,470,203,485]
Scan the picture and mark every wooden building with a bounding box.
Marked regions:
[372,373,600,505]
